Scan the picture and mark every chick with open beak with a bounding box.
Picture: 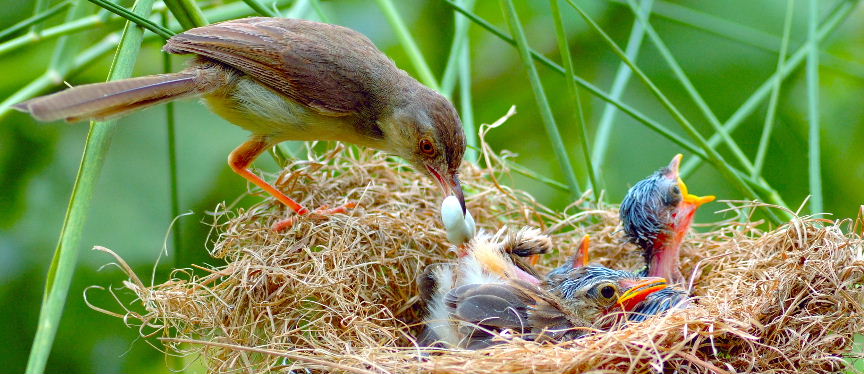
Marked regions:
[620,154,715,284]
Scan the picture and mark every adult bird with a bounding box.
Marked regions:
[418,233,671,349]
[620,154,715,284]
[14,18,466,227]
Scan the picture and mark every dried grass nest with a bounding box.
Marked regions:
[92,143,864,374]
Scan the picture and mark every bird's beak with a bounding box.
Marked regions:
[616,277,668,311]
[667,154,715,207]
[427,165,466,214]
[571,234,591,268]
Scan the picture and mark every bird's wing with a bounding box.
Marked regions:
[164,17,400,117]
[444,281,586,347]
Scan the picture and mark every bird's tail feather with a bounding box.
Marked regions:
[13,71,215,122]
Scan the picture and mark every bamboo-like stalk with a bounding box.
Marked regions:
[500,0,581,197]
[309,0,330,23]
[441,0,476,99]
[374,0,440,91]
[591,0,652,173]
[806,0,823,214]
[752,0,794,179]
[549,0,597,200]
[458,37,477,163]
[241,0,278,17]
[0,0,72,41]
[625,0,752,173]
[164,0,208,29]
[88,0,175,38]
[25,1,157,371]
[612,0,864,80]
[443,0,707,162]
[563,0,769,217]
[679,0,856,177]
[162,12,183,268]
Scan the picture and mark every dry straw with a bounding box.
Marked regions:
[88,123,864,373]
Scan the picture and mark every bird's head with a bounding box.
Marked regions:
[619,154,714,280]
[383,86,466,212]
[545,236,669,321]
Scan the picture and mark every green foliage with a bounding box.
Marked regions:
[1,0,863,372]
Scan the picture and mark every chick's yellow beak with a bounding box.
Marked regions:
[670,154,715,207]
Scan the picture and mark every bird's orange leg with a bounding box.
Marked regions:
[229,138,310,215]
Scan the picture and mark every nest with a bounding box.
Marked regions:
[91,133,864,373]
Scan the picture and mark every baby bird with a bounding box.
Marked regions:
[620,154,715,284]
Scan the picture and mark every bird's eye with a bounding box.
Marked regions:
[419,138,436,156]
[670,185,681,196]
[599,284,617,299]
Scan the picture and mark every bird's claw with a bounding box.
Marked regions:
[272,201,358,232]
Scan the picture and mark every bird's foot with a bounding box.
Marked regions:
[272,201,358,232]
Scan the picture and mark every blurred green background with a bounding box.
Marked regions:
[1,0,862,372]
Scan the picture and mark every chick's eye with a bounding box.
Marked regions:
[419,138,436,156]
[599,285,616,299]
[670,185,681,196]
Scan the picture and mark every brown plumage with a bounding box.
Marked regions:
[15,18,466,224]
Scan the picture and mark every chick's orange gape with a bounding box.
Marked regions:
[15,17,467,229]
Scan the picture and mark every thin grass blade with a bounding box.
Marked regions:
[500,0,581,197]
[680,0,856,177]
[164,0,208,29]
[25,0,157,371]
[592,0,651,172]
[0,0,72,41]
[806,0,822,214]
[441,0,476,98]
[550,0,597,199]
[241,0,278,17]
[753,0,794,178]
[443,0,706,161]
[374,0,439,91]
[88,0,175,39]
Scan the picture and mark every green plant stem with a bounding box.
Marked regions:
[500,0,581,198]
[624,0,752,174]
[31,0,52,34]
[162,13,182,268]
[25,1,157,371]
[550,0,597,200]
[806,0,822,214]
[444,0,706,161]
[564,0,769,218]
[309,0,330,23]
[679,0,856,177]
[459,37,477,163]
[753,0,794,178]
[241,0,278,17]
[0,13,118,57]
[0,0,72,41]
[88,0,175,39]
[164,0,208,29]
[374,0,439,91]
[613,0,864,80]
[441,0,476,98]
[592,0,651,172]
